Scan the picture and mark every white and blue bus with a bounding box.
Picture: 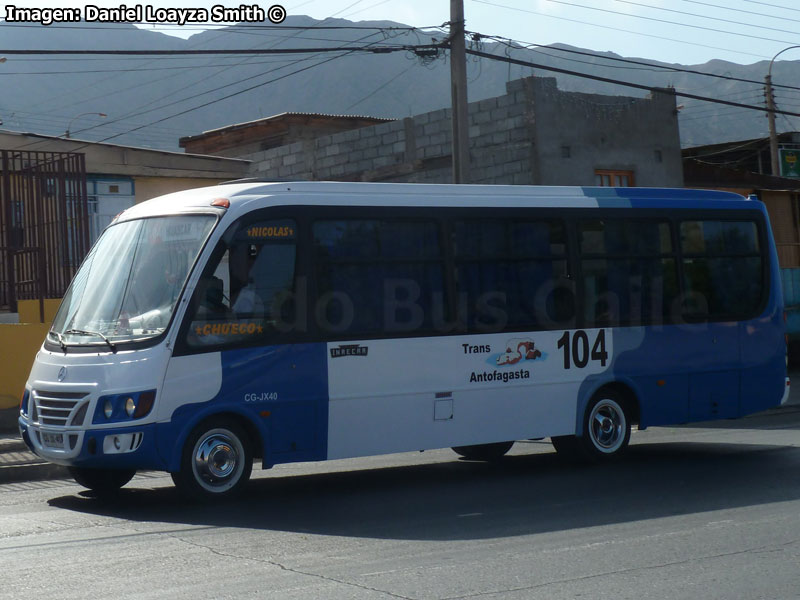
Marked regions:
[17,182,789,497]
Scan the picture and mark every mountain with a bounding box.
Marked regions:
[0,17,797,150]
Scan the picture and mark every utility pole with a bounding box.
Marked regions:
[764,46,800,177]
[449,0,469,184]
[765,74,780,176]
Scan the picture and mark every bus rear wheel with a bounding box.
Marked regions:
[68,467,136,494]
[171,419,252,500]
[452,441,514,461]
[552,392,631,462]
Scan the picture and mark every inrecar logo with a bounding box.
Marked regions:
[330,344,369,358]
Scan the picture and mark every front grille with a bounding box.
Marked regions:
[33,390,89,428]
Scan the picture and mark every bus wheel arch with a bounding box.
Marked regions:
[171,413,258,499]
[591,382,640,429]
[169,409,265,468]
[553,382,639,462]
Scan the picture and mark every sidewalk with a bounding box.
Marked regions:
[0,435,67,484]
[1,376,798,485]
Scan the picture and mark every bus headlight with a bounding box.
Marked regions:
[94,390,156,424]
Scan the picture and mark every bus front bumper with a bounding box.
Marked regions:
[19,418,168,470]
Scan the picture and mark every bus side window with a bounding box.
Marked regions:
[313,219,445,336]
[579,220,678,327]
[184,219,297,349]
[680,220,762,319]
[453,219,572,332]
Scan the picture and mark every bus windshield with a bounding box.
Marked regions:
[49,214,216,347]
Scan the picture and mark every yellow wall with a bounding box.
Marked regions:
[1,299,60,410]
[0,322,49,410]
[17,299,61,323]
[134,177,228,204]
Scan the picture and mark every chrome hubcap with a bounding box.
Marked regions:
[193,431,240,489]
[589,399,625,452]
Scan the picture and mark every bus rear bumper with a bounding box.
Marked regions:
[18,418,167,471]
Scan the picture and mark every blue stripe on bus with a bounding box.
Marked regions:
[158,343,329,471]
[220,342,329,465]
[574,314,785,434]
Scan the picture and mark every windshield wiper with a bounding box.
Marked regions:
[50,330,68,354]
[63,329,117,353]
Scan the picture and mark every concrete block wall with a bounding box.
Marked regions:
[518,77,683,187]
[245,76,681,187]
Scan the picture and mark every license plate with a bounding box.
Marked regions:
[41,431,64,448]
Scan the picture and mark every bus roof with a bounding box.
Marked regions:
[119,181,758,223]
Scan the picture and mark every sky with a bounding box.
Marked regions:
[4,0,800,66]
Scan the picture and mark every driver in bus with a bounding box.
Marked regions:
[231,244,265,317]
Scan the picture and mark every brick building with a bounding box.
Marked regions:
[180,76,683,187]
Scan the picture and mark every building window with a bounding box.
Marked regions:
[595,169,635,187]
[561,145,571,159]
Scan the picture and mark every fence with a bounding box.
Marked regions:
[0,150,89,312]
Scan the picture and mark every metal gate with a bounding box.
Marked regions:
[0,150,90,313]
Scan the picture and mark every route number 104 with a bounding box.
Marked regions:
[557,329,608,369]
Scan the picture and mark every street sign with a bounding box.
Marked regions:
[779,148,800,178]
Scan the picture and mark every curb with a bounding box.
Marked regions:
[0,437,69,484]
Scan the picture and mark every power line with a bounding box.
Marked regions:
[45,11,431,144]
[544,0,800,45]
[11,30,429,123]
[681,97,768,117]
[615,0,800,37]
[66,30,404,137]
[0,57,322,75]
[743,0,800,11]
[468,0,769,59]
[66,40,431,151]
[464,47,800,117]
[345,63,416,111]
[477,34,800,93]
[32,13,338,121]
[6,36,435,150]
[0,44,442,56]
[679,0,800,24]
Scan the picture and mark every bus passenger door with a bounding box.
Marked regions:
[171,215,330,465]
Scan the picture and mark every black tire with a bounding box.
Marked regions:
[171,418,253,500]
[68,467,136,494]
[452,441,514,461]
[553,392,632,462]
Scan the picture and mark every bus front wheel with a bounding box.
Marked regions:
[68,467,136,494]
[552,392,631,462]
[172,419,253,499]
[452,441,514,461]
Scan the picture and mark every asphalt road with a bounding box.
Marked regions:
[1,409,799,600]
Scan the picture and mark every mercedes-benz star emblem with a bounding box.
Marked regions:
[57,367,67,382]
